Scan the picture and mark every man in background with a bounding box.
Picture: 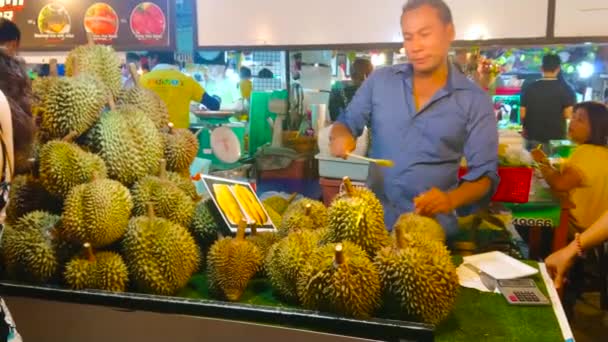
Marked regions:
[329,58,373,122]
[520,54,575,153]
[0,18,20,57]
[141,51,221,129]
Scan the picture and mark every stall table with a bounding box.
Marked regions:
[0,260,569,342]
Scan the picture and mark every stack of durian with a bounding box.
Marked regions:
[208,177,460,325]
[1,41,210,296]
[0,40,459,327]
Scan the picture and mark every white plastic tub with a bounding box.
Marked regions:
[315,153,370,181]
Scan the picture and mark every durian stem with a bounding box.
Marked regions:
[342,177,354,195]
[167,122,174,134]
[194,128,203,138]
[250,224,258,236]
[86,32,95,46]
[107,95,116,111]
[395,226,407,250]
[158,159,167,179]
[236,219,247,240]
[62,131,78,142]
[334,243,345,265]
[83,243,95,262]
[71,57,80,76]
[146,202,156,219]
[304,203,312,216]
[286,192,297,205]
[49,59,58,77]
[128,63,140,87]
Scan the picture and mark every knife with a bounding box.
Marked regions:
[464,263,498,292]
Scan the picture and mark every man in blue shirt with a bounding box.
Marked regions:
[330,0,498,236]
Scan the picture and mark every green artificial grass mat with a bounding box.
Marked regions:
[177,260,564,341]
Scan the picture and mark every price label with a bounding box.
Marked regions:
[512,217,553,228]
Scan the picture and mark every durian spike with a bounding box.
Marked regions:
[304,203,312,216]
[334,243,345,266]
[342,177,354,195]
[83,243,95,262]
[62,131,78,142]
[167,122,174,134]
[128,62,140,87]
[49,59,58,77]
[158,159,167,179]
[236,219,247,240]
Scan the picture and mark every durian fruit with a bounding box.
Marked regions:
[247,225,281,261]
[64,243,129,292]
[263,203,282,227]
[86,106,164,186]
[38,75,106,140]
[131,160,195,227]
[1,211,72,283]
[163,123,200,175]
[281,198,327,235]
[324,177,389,256]
[65,44,122,98]
[117,87,169,129]
[393,213,446,243]
[39,135,108,198]
[5,174,62,224]
[374,227,459,325]
[189,198,231,246]
[265,229,319,303]
[167,171,199,201]
[122,205,200,295]
[207,219,263,301]
[297,242,382,319]
[62,178,133,248]
[263,193,297,215]
[279,203,320,237]
[31,76,59,119]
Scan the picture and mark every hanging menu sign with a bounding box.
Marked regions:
[4,0,173,51]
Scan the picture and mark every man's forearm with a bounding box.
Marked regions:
[581,211,608,250]
[447,177,492,209]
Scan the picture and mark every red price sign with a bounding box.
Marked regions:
[0,0,25,21]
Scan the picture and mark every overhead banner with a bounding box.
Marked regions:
[1,0,173,51]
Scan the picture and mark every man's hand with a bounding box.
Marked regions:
[414,188,455,217]
[329,123,356,159]
[545,243,578,292]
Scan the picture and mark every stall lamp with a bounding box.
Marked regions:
[577,62,595,79]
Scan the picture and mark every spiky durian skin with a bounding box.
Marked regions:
[5,175,62,224]
[31,76,59,120]
[39,140,108,198]
[374,236,458,325]
[62,179,133,248]
[1,212,68,283]
[167,172,199,201]
[283,198,328,228]
[263,196,292,215]
[394,213,446,243]
[189,199,231,246]
[297,242,382,319]
[122,216,200,296]
[265,229,319,303]
[39,75,105,140]
[263,204,282,227]
[64,258,94,290]
[248,232,281,261]
[324,196,389,257]
[278,213,316,237]
[117,87,169,129]
[164,128,199,174]
[65,252,129,292]
[66,45,122,98]
[207,237,262,301]
[86,107,164,186]
[131,176,195,227]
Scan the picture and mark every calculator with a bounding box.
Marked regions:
[497,278,551,306]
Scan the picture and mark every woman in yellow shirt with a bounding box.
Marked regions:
[532,102,608,231]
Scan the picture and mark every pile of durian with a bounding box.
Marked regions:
[1,42,206,296]
[211,177,460,325]
[1,41,459,326]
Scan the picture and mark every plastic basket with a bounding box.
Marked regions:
[458,166,533,203]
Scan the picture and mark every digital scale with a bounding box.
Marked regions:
[191,110,246,170]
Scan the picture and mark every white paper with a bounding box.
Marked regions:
[463,251,539,280]
[457,264,500,293]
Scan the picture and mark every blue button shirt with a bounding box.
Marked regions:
[336,64,499,236]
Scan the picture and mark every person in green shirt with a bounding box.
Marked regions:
[329,58,373,122]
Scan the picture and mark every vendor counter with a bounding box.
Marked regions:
[0,261,570,342]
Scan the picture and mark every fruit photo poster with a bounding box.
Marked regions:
[8,0,174,51]
[202,175,276,233]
